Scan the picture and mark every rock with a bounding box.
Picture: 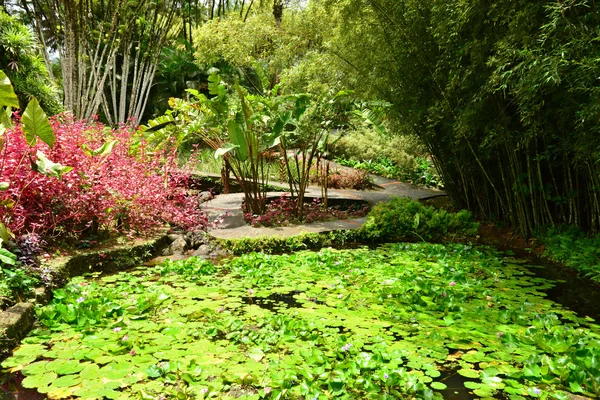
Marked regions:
[168,234,182,241]
[0,302,35,356]
[186,231,210,249]
[199,191,214,203]
[192,244,212,257]
[169,236,187,255]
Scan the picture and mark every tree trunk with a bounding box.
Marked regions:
[273,0,283,26]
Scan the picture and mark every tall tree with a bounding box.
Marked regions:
[23,0,176,124]
[320,0,600,234]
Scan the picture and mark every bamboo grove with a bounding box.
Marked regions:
[329,0,600,235]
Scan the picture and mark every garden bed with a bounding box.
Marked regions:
[1,243,598,399]
[244,195,371,227]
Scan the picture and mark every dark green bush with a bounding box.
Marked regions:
[0,10,62,115]
[535,225,600,282]
[360,197,478,242]
[0,266,40,308]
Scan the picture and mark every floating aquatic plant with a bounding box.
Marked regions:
[2,244,599,399]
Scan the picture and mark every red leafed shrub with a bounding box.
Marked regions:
[244,195,370,227]
[325,169,373,190]
[309,166,374,190]
[0,115,207,238]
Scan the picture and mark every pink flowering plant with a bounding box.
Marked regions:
[1,114,207,240]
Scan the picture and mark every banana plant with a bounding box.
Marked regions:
[0,70,69,264]
[214,83,283,214]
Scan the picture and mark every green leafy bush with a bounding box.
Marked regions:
[330,127,424,167]
[0,266,39,308]
[330,127,442,188]
[535,226,600,282]
[361,197,478,242]
[0,10,62,115]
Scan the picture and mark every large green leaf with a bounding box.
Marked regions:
[22,98,55,148]
[0,106,14,128]
[227,119,248,161]
[208,73,223,96]
[214,145,239,159]
[32,151,73,178]
[0,222,13,243]
[80,140,118,157]
[354,108,387,136]
[0,70,19,109]
[0,247,17,265]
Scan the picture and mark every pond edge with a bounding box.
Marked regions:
[0,231,171,359]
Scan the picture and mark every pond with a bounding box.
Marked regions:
[1,243,599,399]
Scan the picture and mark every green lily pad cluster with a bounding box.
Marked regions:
[2,243,600,399]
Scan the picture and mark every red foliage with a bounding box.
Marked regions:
[0,115,207,238]
[244,194,370,227]
[309,166,373,190]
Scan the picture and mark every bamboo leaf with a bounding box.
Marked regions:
[22,98,55,148]
[0,70,19,109]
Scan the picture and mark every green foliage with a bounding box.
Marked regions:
[0,10,62,115]
[337,157,443,189]
[0,70,19,109]
[3,244,599,398]
[329,126,444,188]
[159,257,217,281]
[218,230,360,255]
[193,9,326,94]
[361,197,478,242]
[0,266,39,306]
[320,0,600,235]
[146,40,203,118]
[21,97,55,148]
[536,226,600,282]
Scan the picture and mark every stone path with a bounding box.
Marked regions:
[203,172,444,240]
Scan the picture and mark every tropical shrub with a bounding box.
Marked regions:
[361,197,478,242]
[0,10,62,115]
[535,226,600,282]
[336,157,442,189]
[0,266,40,308]
[1,115,207,239]
[330,127,442,188]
